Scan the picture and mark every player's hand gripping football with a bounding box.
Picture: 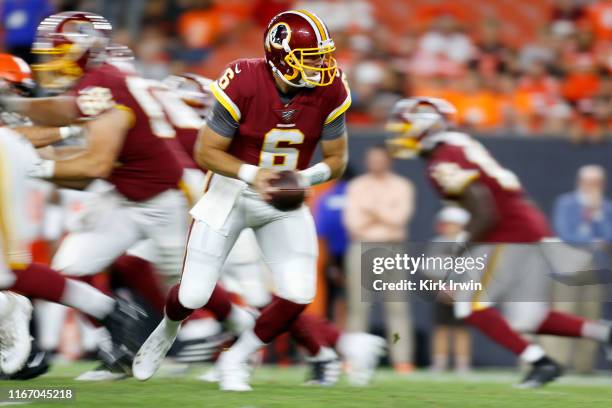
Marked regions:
[253,168,280,201]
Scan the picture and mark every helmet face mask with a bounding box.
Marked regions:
[264,10,337,88]
[31,12,112,92]
[284,44,337,87]
[386,98,457,159]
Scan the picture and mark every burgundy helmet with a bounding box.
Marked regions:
[264,10,337,88]
[386,97,458,158]
[31,11,112,91]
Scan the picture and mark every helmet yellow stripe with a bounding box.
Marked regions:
[297,9,328,41]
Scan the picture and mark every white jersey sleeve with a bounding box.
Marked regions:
[0,127,40,268]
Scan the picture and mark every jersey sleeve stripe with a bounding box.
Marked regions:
[446,172,480,195]
[115,104,136,128]
[210,82,241,122]
[325,93,351,125]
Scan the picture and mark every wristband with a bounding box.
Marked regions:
[299,162,331,186]
[28,159,55,179]
[238,164,259,184]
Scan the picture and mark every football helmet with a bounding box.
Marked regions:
[31,11,112,91]
[164,73,214,117]
[0,54,35,96]
[385,97,457,159]
[264,10,337,88]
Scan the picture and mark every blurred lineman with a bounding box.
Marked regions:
[386,96,612,388]
[344,145,415,373]
[0,12,190,297]
[0,11,204,372]
[133,10,351,391]
[0,51,150,376]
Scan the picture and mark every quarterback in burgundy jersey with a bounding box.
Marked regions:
[133,10,350,391]
[386,97,612,388]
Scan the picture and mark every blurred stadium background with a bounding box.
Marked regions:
[3,0,612,381]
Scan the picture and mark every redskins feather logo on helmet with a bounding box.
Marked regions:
[264,10,337,88]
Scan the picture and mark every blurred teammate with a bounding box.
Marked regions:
[134,10,351,391]
[0,51,150,376]
[386,97,612,388]
[0,11,190,306]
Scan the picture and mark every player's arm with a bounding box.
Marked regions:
[13,125,83,148]
[457,182,499,242]
[1,96,79,127]
[194,100,280,199]
[29,108,131,180]
[298,113,349,187]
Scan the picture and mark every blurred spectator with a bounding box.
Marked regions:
[586,0,612,43]
[176,0,221,63]
[428,207,472,373]
[547,164,610,373]
[470,19,514,78]
[344,146,415,374]
[410,14,475,78]
[315,168,354,327]
[550,0,585,38]
[553,164,612,243]
[453,70,503,132]
[0,0,55,63]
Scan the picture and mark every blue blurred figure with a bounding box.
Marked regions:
[553,165,612,245]
[1,0,55,63]
[315,167,353,323]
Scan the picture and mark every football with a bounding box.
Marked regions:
[267,170,306,211]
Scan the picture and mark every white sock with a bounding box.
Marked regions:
[60,280,115,320]
[581,321,611,342]
[163,315,181,332]
[519,344,546,363]
[224,329,265,362]
[227,304,256,334]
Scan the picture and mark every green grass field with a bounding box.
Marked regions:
[3,362,612,407]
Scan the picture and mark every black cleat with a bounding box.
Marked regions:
[101,298,149,355]
[304,349,342,386]
[0,342,50,380]
[517,357,563,389]
[97,344,135,377]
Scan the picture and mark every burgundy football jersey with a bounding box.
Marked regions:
[425,132,552,243]
[73,64,184,201]
[209,58,351,170]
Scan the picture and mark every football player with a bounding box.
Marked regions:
[133,10,351,391]
[165,73,385,386]
[386,97,612,388]
[0,50,153,376]
[0,12,190,313]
